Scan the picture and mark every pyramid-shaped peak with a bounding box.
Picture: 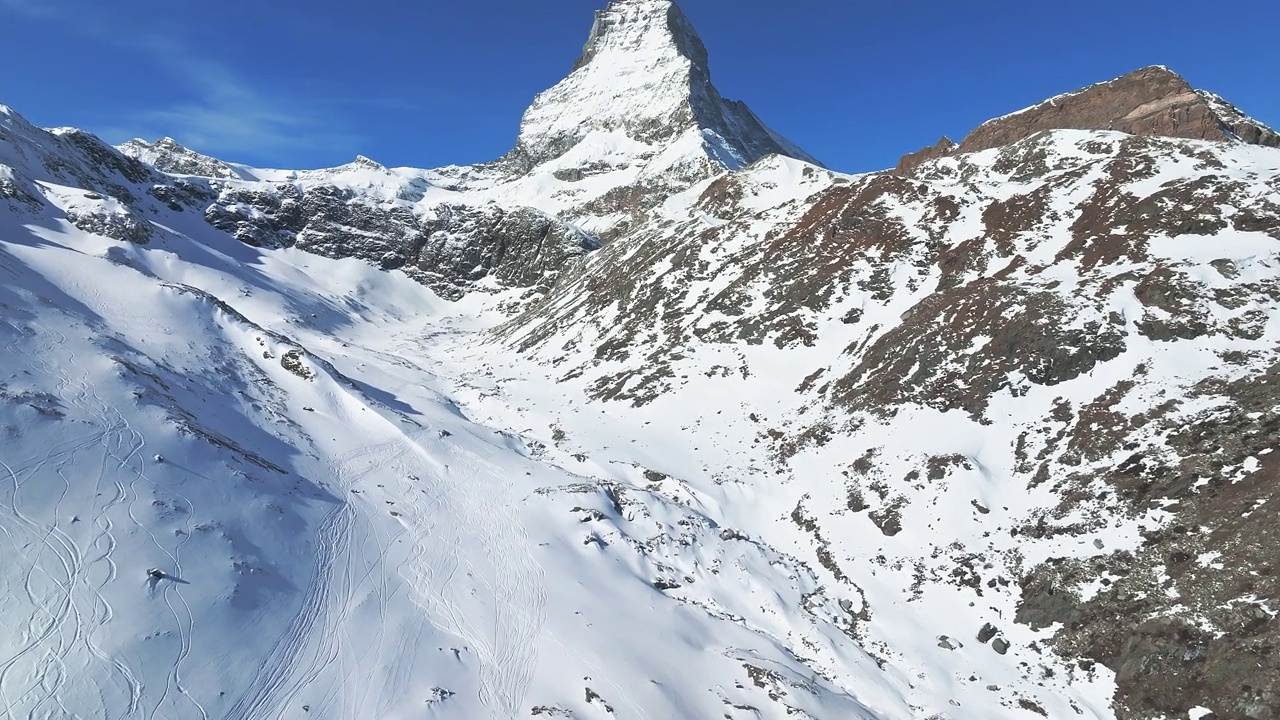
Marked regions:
[503,0,818,173]
[573,0,708,72]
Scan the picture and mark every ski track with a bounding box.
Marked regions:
[228,440,404,720]
[390,419,548,720]
[1,316,546,719]
[0,320,149,720]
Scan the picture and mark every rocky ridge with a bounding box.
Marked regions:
[897,66,1280,173]
[119,136,245,180]
[498,110,1280,720]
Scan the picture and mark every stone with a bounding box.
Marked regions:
[895,66,1279,173]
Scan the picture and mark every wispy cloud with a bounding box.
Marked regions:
[7,0,363,163]
[0,0,61,17]
[117,37,362,161]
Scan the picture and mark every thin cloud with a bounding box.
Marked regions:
[0,0,60,17]
[116,37,362,161]
[7,0,362,163]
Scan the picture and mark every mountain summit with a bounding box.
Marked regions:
[897,65,1280,172]
[501,0,818,174]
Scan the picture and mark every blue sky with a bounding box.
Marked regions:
[1,0,1276,173]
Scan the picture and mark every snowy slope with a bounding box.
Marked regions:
[1,94,896,719]
[5,1,1280,718]
[498,129,1280,719]
[16,123,1274,720]
[1,179,902,719]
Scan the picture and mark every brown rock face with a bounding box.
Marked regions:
[894,135,957,174]
[896,66,1279,172]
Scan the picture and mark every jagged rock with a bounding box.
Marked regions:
[66,204,153,244]
[895,135,957,174]
[119,137,243,179]
[148,180,216,213]
[202,182,598,298]
[0,173,44,212]
[414,204,598,297]
[53,129,154,188]
[204,184,306,248]
[896,66,1279,173]
[294,185,422,261]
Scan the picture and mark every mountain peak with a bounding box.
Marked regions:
[502,0,818,173]
[118,136,243,179]
[572,0,707,73]
[896,64,1280,173]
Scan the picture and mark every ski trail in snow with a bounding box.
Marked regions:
[226,440,404,720]
[0,320,145,719]
[60,328,149,720]
[390,426,547,720]
[0,326,86,718]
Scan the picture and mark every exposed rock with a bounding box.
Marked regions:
[65,204,153,244]
[414,204,599,298]
[895,135,956,174]
[202,185,597,298]
[896,66,1279,172]
[119,137,243,179]
[52,128,154,188]
[204,184,306,248]
[280,350,314,380]
[0,173,44,212]
[147,179,216,213]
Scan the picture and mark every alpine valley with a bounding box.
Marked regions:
[2,2,1279,719]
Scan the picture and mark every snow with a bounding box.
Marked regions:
[1,4,1275,714]
[0,159,889,719]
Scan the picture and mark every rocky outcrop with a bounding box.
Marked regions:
[413,204,599,299]
[202,183,596,298]
[204,184,307,248]
[894,135,956,174]
[66,204,153,244]
[119,137,243,180]
[896,66,1280,172]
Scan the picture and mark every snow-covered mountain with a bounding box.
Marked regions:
[501,0,819,173]
[3,2,1280,719]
